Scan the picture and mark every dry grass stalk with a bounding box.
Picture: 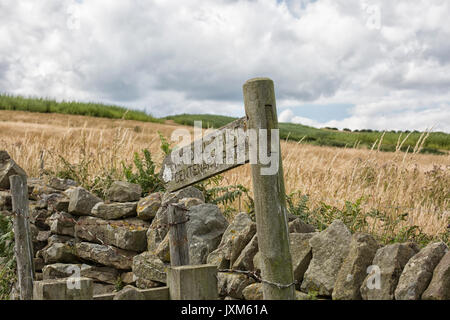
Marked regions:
[1,110,448,238]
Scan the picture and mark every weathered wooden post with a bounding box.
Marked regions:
[243,78,295,300]
[9,174,35,300]
[167,204,190,266]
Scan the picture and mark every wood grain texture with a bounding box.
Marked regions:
[160,117,249,192]
[243,78,295,300]
[10,174,35,300]
[168,204,190,266]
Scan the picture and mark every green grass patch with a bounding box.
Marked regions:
[0,93,162,123]
[165,114,450,153]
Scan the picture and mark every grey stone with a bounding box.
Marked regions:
[253,252,262,273]
[253,233,316,284]
[75,216,149,252]
[93,282,116,295]
[145,187,205,253]
[289,218,316,233]
[0,150,27,189]
[290,232,317,284]
[30,208,52,230]
[30,224,47,253]
[75,242,135,270]
[395,242,448,300]
[48,177,77,191]
[0,190,12,210]
[217,272,255,299]
[91,201,137,220]
[29,185,60,201]
[68,187,102,216]
[187,203,229,264]
[37,230,51,242]
[177,197,204,208]
[47,212,76,237]
[36,234,76,260]
[148,203,228,265]
[50,198,70,212]
[113,285,169,300]
[42,263,120,285]
[300,220,352,296]
[242,283,263,300]
[121,272,136,285]
[422,250,450,300]
[135,277,162,289]
[113,286,141,300]
[41,242,79,264]
[132,251,168,284]
[155,235,170,263]
[232,234,259,271]
[207,213,256,269]
[34,257,45,272]
[136,192,162,221]
[47,234,76,246]
[296,291,312,300]
[360,242,420,300]
[161,186,205,207]
[106,181,142,202]
[332,233,379,300]
[93,293,116,300]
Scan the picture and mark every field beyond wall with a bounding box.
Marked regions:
[0,110,449,242]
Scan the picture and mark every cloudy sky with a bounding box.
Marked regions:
[1,0,450,132]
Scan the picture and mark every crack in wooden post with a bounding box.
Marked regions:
[10,174,35,300]
[167,204,190,267]
[243,77,295,300]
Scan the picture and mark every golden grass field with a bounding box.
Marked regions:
[1,110,449,240]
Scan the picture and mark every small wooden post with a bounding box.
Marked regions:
[243,78,295,300]
[167,265,218,300]
[10,174,35,300]
[167,204,190,266]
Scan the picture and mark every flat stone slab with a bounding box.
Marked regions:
[42,263,120,285]
[91,202,137,220]
[75,242,135,270]
[93,293,116,300]
[75,216,149,252]
[114,285,169,300]
[106,181,142,202]
[132,251,168,283]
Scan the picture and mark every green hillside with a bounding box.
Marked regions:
[1,94,448,154]
[166,114,450,155]
[0,94,162,123]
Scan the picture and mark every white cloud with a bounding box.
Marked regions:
[0,0,449,131]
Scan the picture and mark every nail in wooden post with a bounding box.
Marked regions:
[243,78,295,300]
[167,204,190,266]
[10,174,35,300]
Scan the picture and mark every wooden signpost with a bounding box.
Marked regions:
[160,78,295,300]
[160,117,249,193]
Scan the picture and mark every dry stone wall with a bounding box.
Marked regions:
[1,150,449,300]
